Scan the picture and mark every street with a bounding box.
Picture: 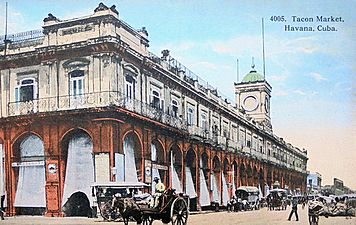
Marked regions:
[1,206,355,225]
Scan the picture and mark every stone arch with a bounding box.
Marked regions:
[61,129,93,217]
[151,139,166,191]
[123,63,140,75]
[212,155,221,172]
[12,133,46,215]
[247,164,253,186]
[253,165,258,187]
[151,139,165,164]
[199,151,210,207]
[223,158,230,175]
[122,131,142,182]
[201,151,209,169]
[232,160,238,190]
[222,158,230,204]
[169,144,183,192]
[259,167,265,194]
[212,155,221,203]
[240,163,246,186]
[185,148,197,210]
[267,167,273,188]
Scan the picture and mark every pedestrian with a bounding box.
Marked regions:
[0,194,4,220]
[288,197,299,221]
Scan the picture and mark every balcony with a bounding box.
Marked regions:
[187,125,210,139]
[227,139,237,152]
[7,91,187,130]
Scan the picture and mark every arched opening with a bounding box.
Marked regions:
[62,192,91,217]
[13,134,46,215]
[121,132,142,182]
[232,161,238,194]
[239,164,246,186]
[169,144,182,193]
[199,152,210,207]
[212,156,221,204]
[247,165,253,186]
[185,148,197,211]
[267,167,272,190]
[259,168,265,196]
[151,140,166,193]
[61,129,94,217]
[222,158,230,205]
[253,166,258,187]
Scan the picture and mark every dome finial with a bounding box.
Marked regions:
[251,57,255,70]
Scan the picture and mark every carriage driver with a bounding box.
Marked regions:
[150,177,166,208]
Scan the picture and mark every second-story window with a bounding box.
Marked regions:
[222,121,229,138]
[69,70,84,96]
[187,106,194,125]
[171,99,179,117]
[247,140,251,147]
[16,78,38,102]
[201,112,208,131]
[152,90,161,109]
[125,75,136,100]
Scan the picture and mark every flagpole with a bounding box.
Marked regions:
[262,17,266,79]
[4,2,8,57]
[236,58,239,83]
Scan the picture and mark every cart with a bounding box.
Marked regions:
[141,188,190,225]
[91,181,149,221]
[267,188,288,210]
[234,186,260,211]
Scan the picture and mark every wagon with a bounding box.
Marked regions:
[141,188,190,225]
[267,188,288,210]
[234,186,260,210]
[91,181,149,221]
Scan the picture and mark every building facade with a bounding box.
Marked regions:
[321,178,355,196]
[0,3,308,217]
[307,172,322,194]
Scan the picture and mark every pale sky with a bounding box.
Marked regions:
[1,0,355,189]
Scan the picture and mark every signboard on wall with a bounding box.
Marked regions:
[46,160,59,183]
[95,153,110,182]
[145,160,152,184]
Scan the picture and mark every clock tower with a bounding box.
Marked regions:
[235,63,272,132]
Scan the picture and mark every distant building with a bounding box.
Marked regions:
[0,3,308,217]
[307,172,322,194]
[321,178,355,196]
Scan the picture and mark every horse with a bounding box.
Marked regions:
[112,195,143,225]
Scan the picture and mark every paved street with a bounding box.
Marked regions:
[1,207,355,225]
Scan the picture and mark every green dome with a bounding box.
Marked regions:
[241,70,264,83]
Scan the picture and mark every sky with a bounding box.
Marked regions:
[0,0,355,189]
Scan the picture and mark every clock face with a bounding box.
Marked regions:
[265,96,269,113]
[242,95,259,112]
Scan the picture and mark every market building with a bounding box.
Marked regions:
[0,3,308,217]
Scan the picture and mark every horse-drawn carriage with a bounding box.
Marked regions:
[92,182,189,225]
[92,182,150,221]
[266,188,288,210]
[228,186,260,212]
[140,188,189,225]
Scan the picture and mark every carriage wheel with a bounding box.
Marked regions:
[170,198,189,225]
[99,200,121,221]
